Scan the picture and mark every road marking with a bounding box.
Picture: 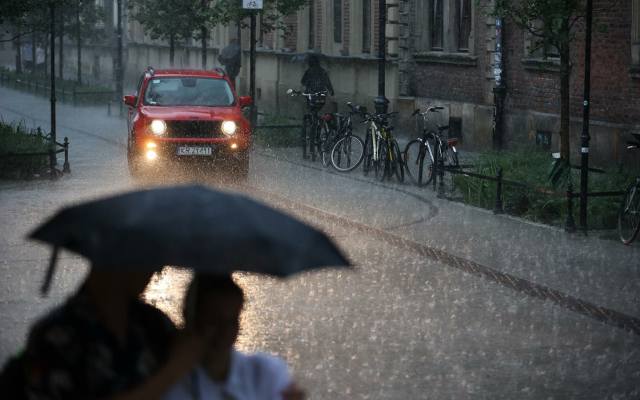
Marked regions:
[243,183,640,337]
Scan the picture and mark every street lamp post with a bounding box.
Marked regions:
[579,0,593,231]
[49,1,57,170]
[374,0,388,115]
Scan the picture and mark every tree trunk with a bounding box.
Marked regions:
[201,27,207,69]
[44,33,49,78]
[15,27,23,74]
[170,34,175,66]
[31,31,37,75]
[559,31,571,161]
[77,0,82,84]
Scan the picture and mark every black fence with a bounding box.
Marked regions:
[432,154,625,232]
[0,129,70,180]
[0,71,115,106]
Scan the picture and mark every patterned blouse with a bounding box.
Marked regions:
[20,292,176,399]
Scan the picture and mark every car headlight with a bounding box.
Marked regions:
[150,119,167,136]
[221,120,237,136]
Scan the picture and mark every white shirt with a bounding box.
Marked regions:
[163,350,291,400]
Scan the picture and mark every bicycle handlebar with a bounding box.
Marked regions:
[412,106,445,117]
[286,89,328,99]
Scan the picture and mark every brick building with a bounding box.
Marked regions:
[402,0,640,165]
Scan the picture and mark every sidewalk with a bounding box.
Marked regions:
[253,145,640,324]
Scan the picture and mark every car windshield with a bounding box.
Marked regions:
[143,77,234,106]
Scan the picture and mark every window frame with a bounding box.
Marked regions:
[415,0,475,58]
[334,0,343,44]
[632,0,640,70]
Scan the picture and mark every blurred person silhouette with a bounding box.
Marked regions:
[163,274,305,400]
[218,39,242,88]
[300,54,334,96]
[0,267,211,400]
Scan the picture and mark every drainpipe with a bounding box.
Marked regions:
[492,17,506,150]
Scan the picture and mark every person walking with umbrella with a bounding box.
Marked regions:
[301,54,334,97]
[219,39,242,88]
[2,185,349,398]
[163,274,305,400]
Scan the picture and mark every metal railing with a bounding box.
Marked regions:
[0,128,70,180]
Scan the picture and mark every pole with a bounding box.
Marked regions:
[50,1,57,169]
[579,0,593,232]
[374,0,388,115]
[77,0,82,84]
[249,11,257,126]
[115,0,123,104]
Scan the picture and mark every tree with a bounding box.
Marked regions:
[67,0,104,83]
[493,0,584,163]
[128,0,199,66]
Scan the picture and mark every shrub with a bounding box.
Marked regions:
[0,121,50,179]
[453,149,637,229]
[253,114,301,148]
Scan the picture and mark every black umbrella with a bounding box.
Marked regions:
[30,185,351,294]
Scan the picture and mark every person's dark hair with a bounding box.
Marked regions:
[183,274,244,325]
[307,54,320,68]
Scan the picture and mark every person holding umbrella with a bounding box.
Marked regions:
[163,274,305,400]
[2,185,349,399]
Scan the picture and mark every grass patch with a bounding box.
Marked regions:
[253,114,301,148]
[453,149,637,229]
[0,67,114,104]
[0,121,50,179]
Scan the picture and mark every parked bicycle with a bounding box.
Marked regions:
[287,88,330,162]
[618,132,640,245]
[329,102,366,172]
[361,108,404,182]
[404,106,459,187]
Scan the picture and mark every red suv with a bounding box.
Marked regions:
[123,67,252,179]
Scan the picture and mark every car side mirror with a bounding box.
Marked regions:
[239,96,253,108]
[123,95,137,107]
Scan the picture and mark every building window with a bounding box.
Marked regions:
[430,0,444,50]
[334,0,343,43]
[363,0,371,52]
[419,0,473,54]
[457,0,471,51]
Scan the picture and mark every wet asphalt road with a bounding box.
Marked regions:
[1,87,639,399]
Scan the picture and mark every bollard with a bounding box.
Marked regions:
[72,87,77,106]
[493,167,504,214]
[107,101,111,116]
[565,181,577,233]
[62,137,70,173]
[49,147,57,180]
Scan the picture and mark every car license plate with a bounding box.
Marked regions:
[176,146,213,156]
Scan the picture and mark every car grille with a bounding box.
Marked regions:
[166,120,223,138]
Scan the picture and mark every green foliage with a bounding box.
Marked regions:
[208,0,308,32]
[253,114,301,148]
[128,0,199,43]
[0,120,50,179]
[453,149,636,229]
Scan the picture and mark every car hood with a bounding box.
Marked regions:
[140,106,240,121]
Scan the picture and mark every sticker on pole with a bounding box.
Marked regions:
[243,0,263,9]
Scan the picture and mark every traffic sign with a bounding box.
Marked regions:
[243,0,263,9]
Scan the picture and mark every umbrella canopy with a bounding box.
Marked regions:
[30,185,351,293]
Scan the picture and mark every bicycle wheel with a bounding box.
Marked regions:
[363,133,373,176]
[445,146,460,169]
[390,139,405,183]
[375,140,389,182]
[310,120,320,162]
[618,182,640,245]
[404,138,435,186]
[331,134,364,172]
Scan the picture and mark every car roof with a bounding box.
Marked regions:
[150,69,226,79]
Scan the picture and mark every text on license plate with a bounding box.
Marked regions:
[177,146,213,156]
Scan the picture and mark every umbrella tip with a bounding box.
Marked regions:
[40,246,59,297]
